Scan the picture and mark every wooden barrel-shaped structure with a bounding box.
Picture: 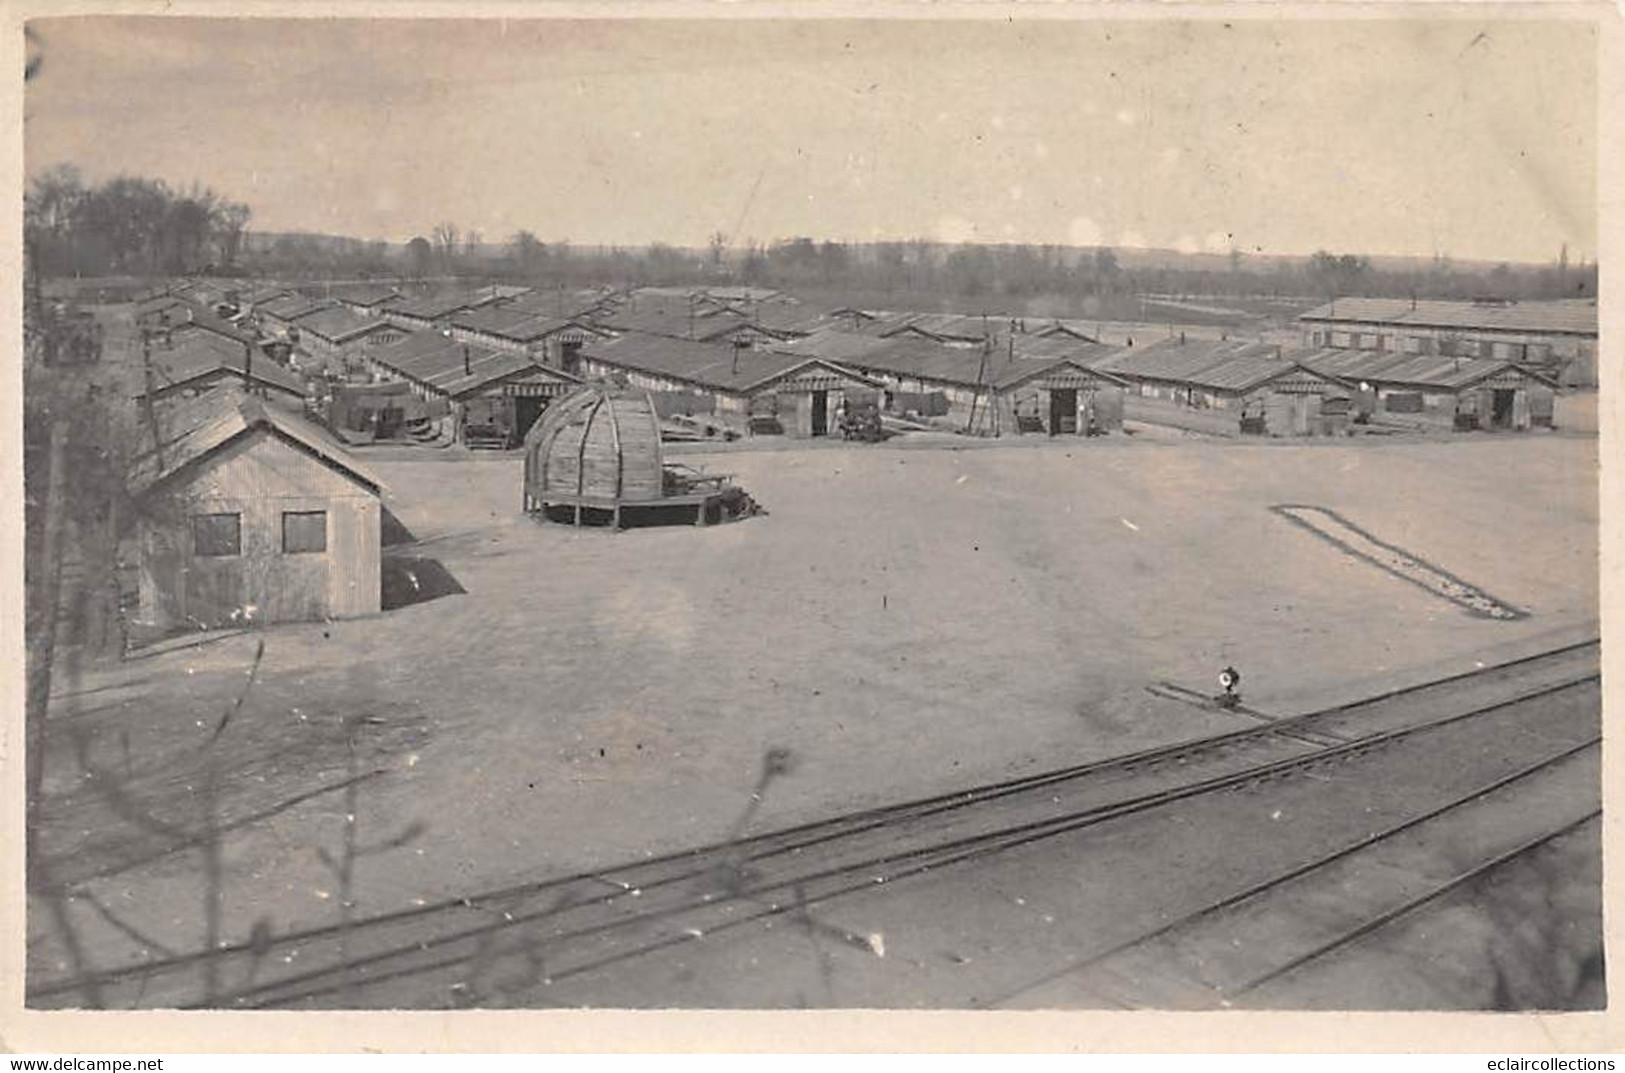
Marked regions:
[523,382,666,524]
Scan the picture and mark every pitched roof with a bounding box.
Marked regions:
[988,356,1132,391]
[469,283,534,304]
[383,292,479,320]
[259,294,337,322]
[130,388,382,496]
[1009,335,1118,362]
[598,304,735,338]
[173,281,231,307]
[878,312,1010,342]
[500,288,618,319]
[770,328,911,365]
[135,294,193,319]
[1295,347,1560,390]
[238,284,298,307]
[367,334,581,398]
[327,283,403,306]
[137,334,306,399]
[1030,320,1103,342]
[1096,338,1265,382]
[448,306,606,344]
[704,286,792,304]
[138,300,259,346]
[298,306,403,344]
[581,333,877,394]
[790,336,1005,389]
[1300,297,1597,337]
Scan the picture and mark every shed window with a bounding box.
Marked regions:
[193,513,242,557]
[282,510,328,554]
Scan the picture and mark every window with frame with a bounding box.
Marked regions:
[193,513,242,557]
[282,510,328,554]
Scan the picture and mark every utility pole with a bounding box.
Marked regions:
[965,335,991,435]
[24,414,69,877]
[141,331,165,472]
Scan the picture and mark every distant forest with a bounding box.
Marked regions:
[27,169,1598,313]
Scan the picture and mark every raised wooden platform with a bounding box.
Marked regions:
[525,489,727,528]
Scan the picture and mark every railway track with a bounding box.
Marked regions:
[29,638,1600,1009]
[991,737,1601,1008]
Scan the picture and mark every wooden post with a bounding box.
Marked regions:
[25,417,70,876]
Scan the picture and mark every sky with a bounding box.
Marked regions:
[22,15,1600,263]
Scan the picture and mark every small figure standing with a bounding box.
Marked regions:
[1217,665,1242,709]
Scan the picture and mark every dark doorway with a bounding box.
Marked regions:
[560,340,583,376]
[1049,389,1079,435]
[810,391,829,437]
[513,395,546,442]
[1491,389,1516,428]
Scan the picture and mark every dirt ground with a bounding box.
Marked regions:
[30,431,1599,996]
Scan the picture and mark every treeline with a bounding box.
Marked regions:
[25,165,252,279]
[26,163,1595,308]
[398,230,1598,308]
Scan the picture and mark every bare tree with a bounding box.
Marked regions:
[432,221,461,273]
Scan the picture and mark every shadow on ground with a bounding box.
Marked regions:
[381,505,418,548]
[381,555,466,611]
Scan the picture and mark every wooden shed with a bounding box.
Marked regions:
[988,357,1129,436]
[523,382,745,528]
[365,332,583,447]
[577,334,881,438]
[134,334,308,409]
[1299,349,1559,431]
[129,389,383,633]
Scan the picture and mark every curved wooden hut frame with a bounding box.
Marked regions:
[523,382,729,528]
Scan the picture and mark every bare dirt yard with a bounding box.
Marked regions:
[31,432,1598,997]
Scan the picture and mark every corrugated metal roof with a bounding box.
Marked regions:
[819,337,1002,388]
[773,332,1125,390]
[1095,339,1330,393]
[449,307,603,343]
[1096,338,1254,381]
[582,333,876,394]
[989,356,1131,391]
[1295,347,1556,390]
[299,306,399,343]
[705,286,792,304]
[138,300,259,346]
[500,289,616,319]
[239,285,297,307]
[330,283,402,306]
[138,334,306,398]
[383,292,478,320]
[135,295,192,319]
[129,388,382,496]
[770,329,909,365]
[1300,297,1597,336]
[1011,336,1117,362]
[878,313,1000,342]
[368,334,581,398]
[260,294,337,322]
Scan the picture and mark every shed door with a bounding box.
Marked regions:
[513,395,546,441]
[1491,388,1517,429]
[1049,388,1078,435]
[811,391,829,436]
